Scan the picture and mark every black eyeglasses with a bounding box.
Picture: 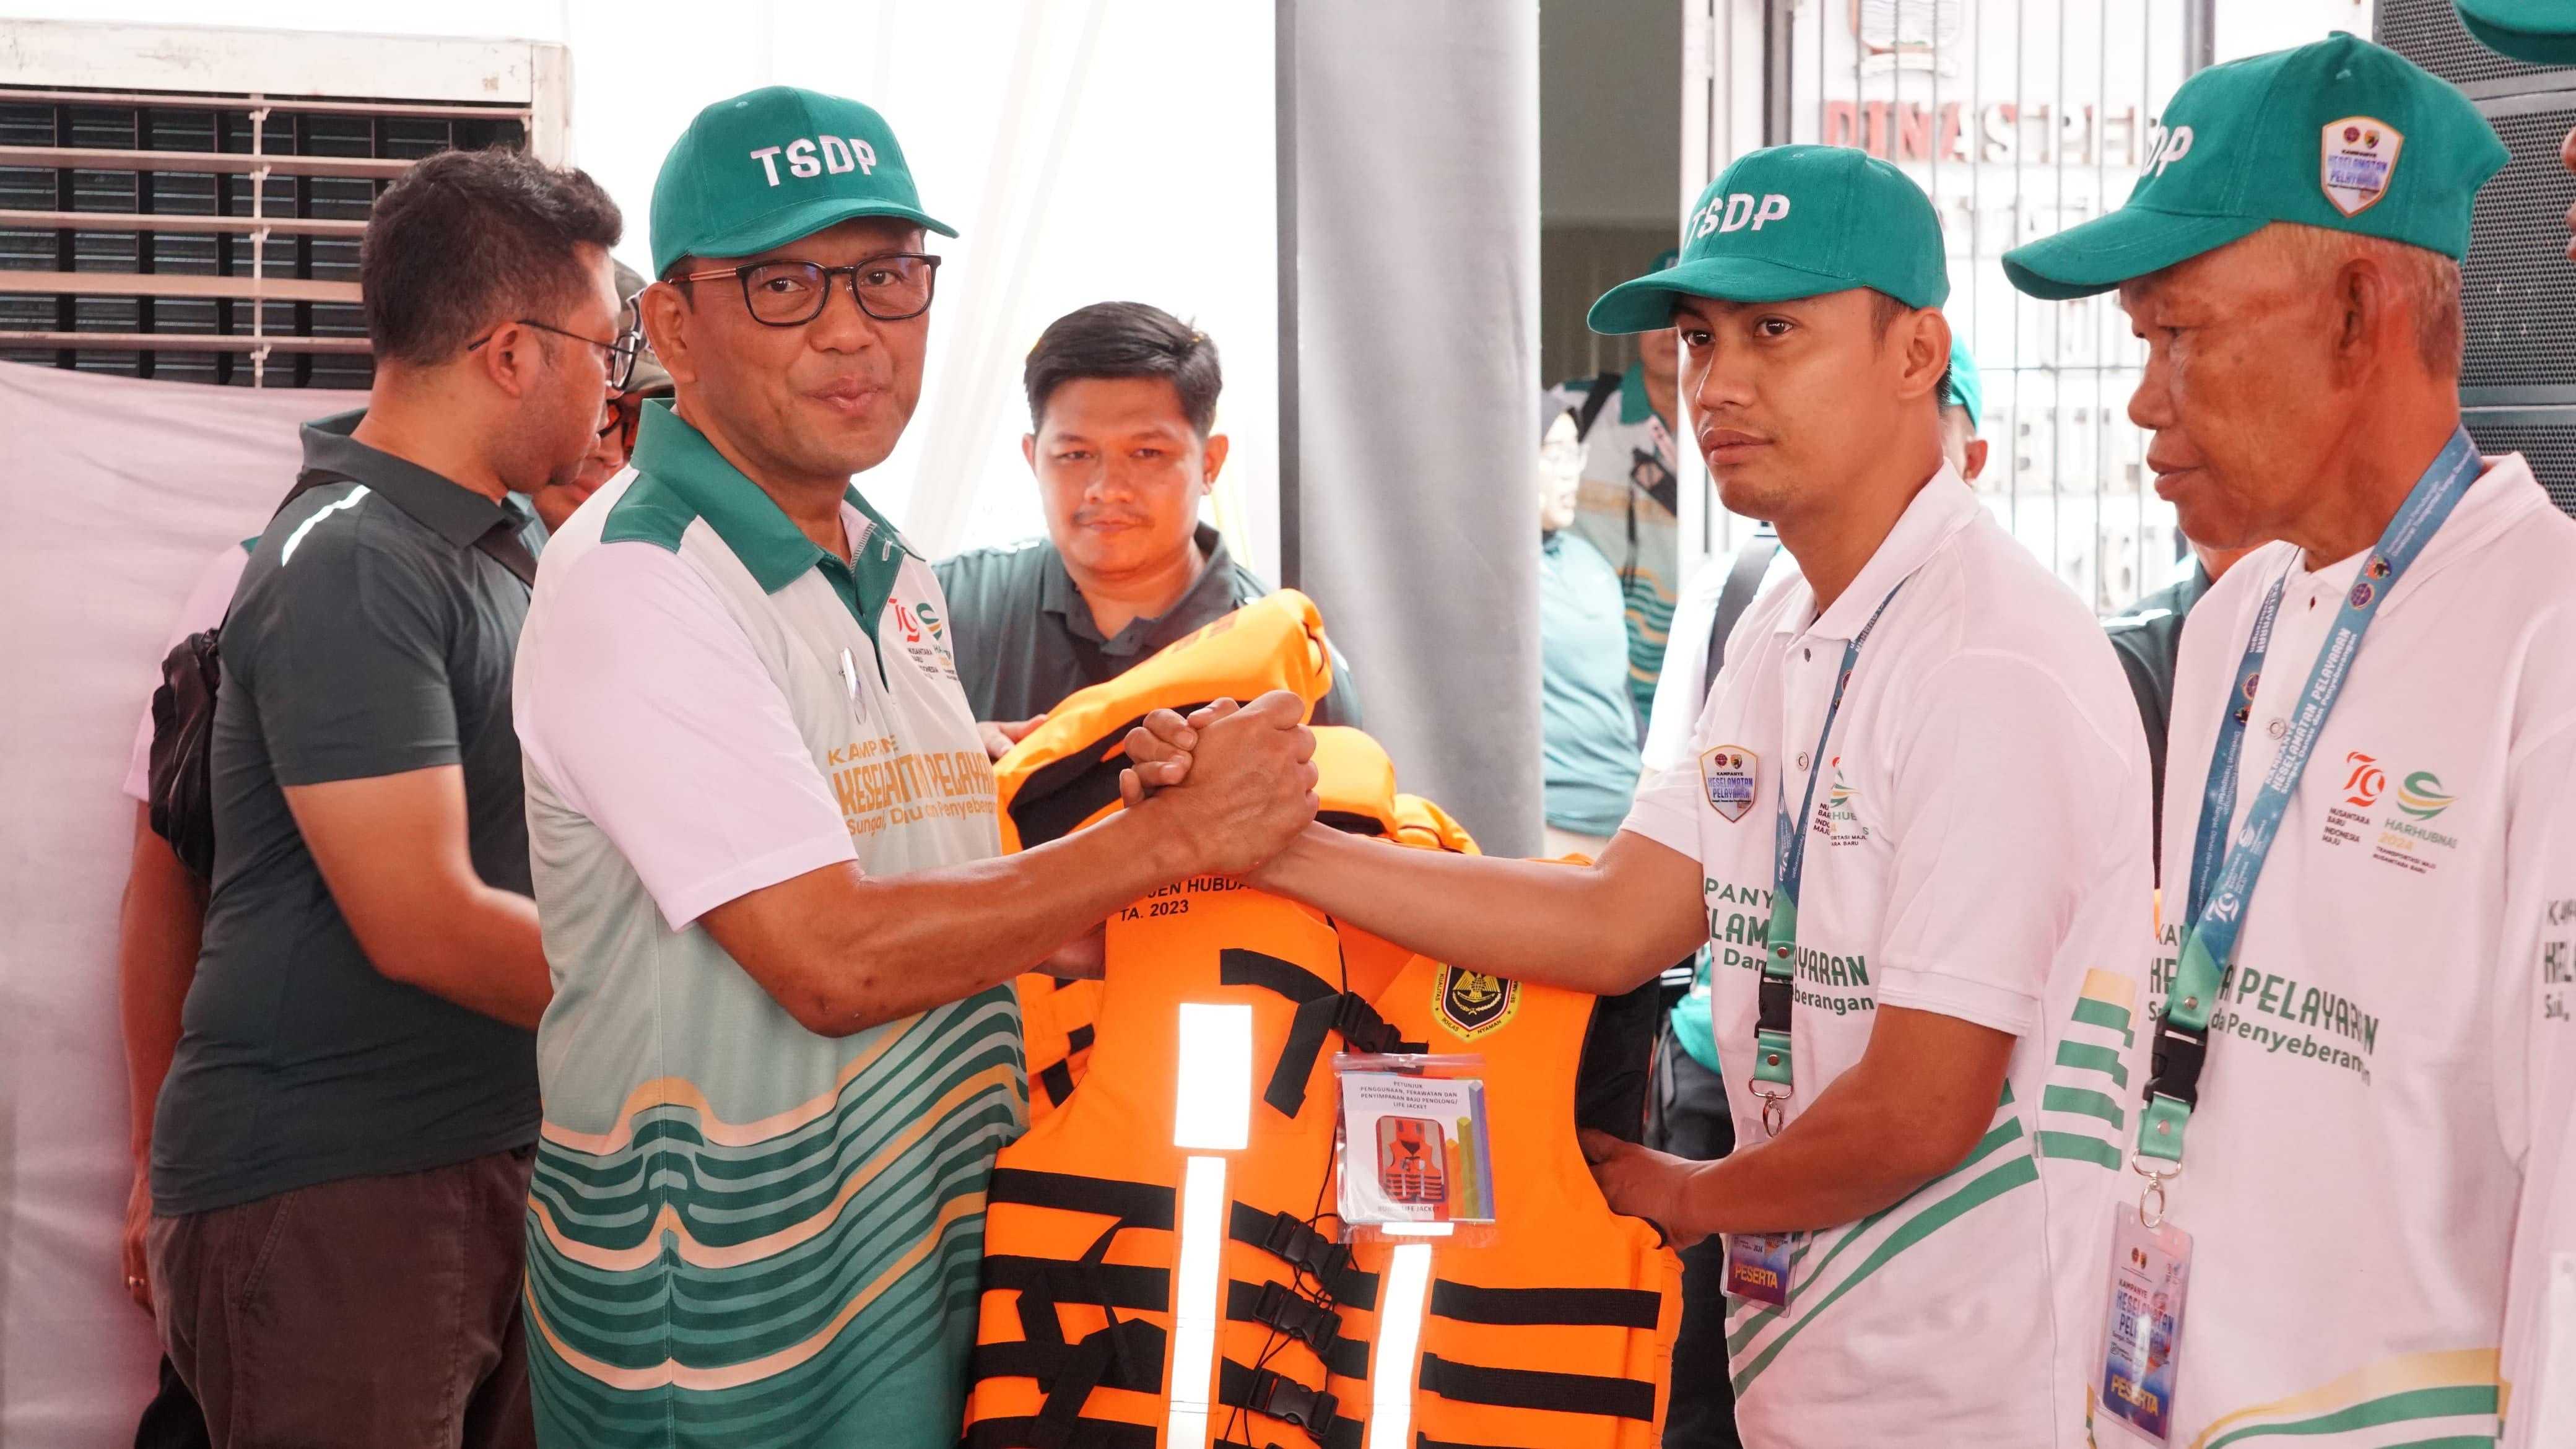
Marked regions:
[674,254,941,328]
[470,316,643,391]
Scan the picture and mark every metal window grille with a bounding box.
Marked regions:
[0,22,565,390]
[1770,0,2199,615]
[0,90,527,388]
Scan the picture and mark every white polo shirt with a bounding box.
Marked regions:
[512,404,1023,1448]
[1623,468,2155,1448]
[2133,451,2576,1449]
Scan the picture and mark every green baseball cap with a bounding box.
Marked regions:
[2457,0,2576,63]
[1588,144,1948,334]
[650,85,955,279]
[1943,334,1982,423]
[2003,34,2505,301]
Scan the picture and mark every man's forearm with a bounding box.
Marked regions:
[733,807,1204,1036]
[116,807,202,1161]
[1253,824,1700,994]
[1673,1086,1967,1236]
[1666,1009,2017,1235]
[388,887,551,1030]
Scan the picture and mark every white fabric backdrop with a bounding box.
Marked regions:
[0,360,323,1448]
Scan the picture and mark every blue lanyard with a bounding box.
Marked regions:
[1749,580,1909,1129]
[2138,429,2482,1173]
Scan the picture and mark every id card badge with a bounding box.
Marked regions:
[2096,1207,2193,1446]
[1723,1232,1793,1307]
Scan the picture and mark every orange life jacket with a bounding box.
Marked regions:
[965,729,1679,1449]
[997,591,1338,1123]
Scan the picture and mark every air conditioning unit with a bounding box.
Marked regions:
[0,19,569,389]
[2378,0,2576,513]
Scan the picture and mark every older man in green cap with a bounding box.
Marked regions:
[508,86,1321,1448]
[1126,142,2153,1448]
[2004,32,2576,1449]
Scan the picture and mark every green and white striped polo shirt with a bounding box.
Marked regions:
[513,402,1025,1448]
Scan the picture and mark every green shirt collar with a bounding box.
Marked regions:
[1619,365,1654,427]
[628,399,918,636]
[300,409,522,550]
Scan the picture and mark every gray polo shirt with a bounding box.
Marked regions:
[934,521,1363,726]
[152,411,546,1216]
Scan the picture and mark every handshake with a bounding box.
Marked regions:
[1113,689,1321,879]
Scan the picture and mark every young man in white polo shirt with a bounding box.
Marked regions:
[1131,144,2154,1448]
[2006,33,2576,1448]
[510,87,1320,1449]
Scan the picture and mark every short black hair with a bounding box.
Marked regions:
[1025,301,1222,437]
[361,147,622,367]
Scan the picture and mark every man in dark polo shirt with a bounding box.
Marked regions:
[146,149,625,1448]
[938,302,1359,746]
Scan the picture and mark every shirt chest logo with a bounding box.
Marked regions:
[1700,745,1758,822]
[891,598,959,681]
[2319,747,2460,873]
[1813,759,1869,845]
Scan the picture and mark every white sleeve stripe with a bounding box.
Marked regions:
[279,485,370,565]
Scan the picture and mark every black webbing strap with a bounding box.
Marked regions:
[1425,1279,1663,1330]
[1216,1359,1360,1449]
[985,1167,1177,1435]
[986,1170,1175,1230]
[1225,1279,1369,1378]
[1416,1353,1658,1422]
[964,1417,1155,1449]
[1228,1203,1380,1309]
[970,1317,1167,1396]
[980,1256,1168,1313]
[1035,1023,1097,1108]
[1217,948,1424,1116]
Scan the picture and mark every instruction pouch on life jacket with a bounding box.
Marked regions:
[1333,1053,1497,1245]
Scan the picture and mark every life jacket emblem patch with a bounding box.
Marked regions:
[1435,964,1520,1039]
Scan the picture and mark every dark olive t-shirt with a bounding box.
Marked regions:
[152,412,545,1216]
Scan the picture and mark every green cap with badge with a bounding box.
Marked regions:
[2456,0,2576,64]
[1588,144,1949,334]
[2003,33,2505,300]
[650,85,955,279]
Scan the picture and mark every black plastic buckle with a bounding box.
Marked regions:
[1256,1211,1354,1290]
[1243,1367,1340,1435]
[1329,994,1403,1056]
[1250,1280,1342,1359]
[1754,972,1795,1034]
[2146,1018,2207,1110]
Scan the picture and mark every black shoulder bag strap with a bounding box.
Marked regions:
[1570,368,1625,443]
[145,468,357,876]
[1700,530,1780,706]
[472,514,539,589]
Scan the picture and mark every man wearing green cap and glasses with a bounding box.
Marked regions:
[509,87,1320,1449]
[2003,32,2576,1449]
[1127,143,2153,1447]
